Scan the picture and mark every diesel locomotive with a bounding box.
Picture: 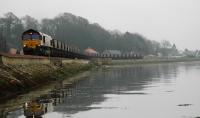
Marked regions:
[22,29,89,59]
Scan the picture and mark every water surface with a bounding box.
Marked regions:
[7,62,200,118]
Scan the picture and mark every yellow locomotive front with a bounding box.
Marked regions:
[22,29,42,55]
[22,29,41,48]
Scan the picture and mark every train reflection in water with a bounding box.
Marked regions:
[23,82,76,118]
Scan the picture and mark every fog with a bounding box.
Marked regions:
[0,0,200,50]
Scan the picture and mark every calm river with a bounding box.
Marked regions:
[6,61,200,118]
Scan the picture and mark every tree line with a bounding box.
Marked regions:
[0,12,178,56]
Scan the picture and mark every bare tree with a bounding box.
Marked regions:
[21,15,39,30]
[0,12,24,51]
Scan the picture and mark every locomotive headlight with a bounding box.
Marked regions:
[23,44,26,47]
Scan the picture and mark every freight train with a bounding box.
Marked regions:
[22,29,143,60]
[22,29,89,59]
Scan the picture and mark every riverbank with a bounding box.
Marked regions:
[1,57,200,106]
[0,62,92,103]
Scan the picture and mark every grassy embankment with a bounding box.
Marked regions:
[0,62,92,102]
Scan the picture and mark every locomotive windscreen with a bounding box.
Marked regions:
[22,34,41,40]
[22,29,41,40]
[23,34,31,40]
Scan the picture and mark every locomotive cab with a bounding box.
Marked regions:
[22,29,53,55]
[22,29,42,48]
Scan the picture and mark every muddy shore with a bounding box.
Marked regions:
[0,62,92,103]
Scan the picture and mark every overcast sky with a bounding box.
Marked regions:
[0,0,200,50]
